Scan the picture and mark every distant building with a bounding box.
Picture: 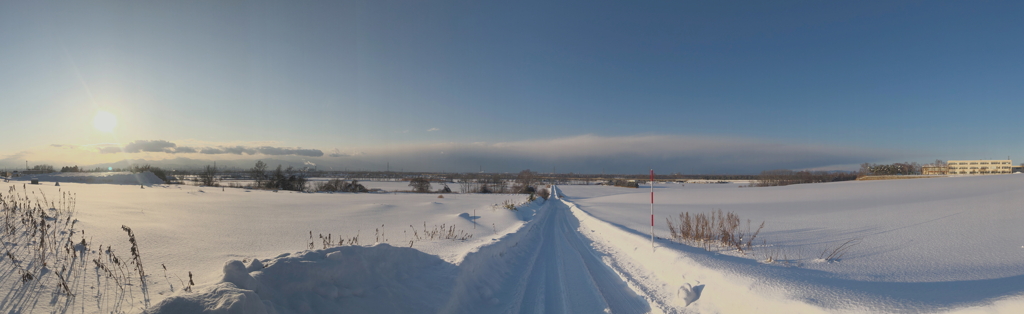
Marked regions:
[946,160,1013,175]
[921,166,948,175]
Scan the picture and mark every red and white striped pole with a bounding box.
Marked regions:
[650,169,655,249]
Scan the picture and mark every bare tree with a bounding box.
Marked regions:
[513,170,537,194]
[264,165,306,191]
[199,164,218,186]
[251,160,268,187]
[859,163,871,176]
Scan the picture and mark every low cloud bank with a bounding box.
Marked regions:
[326,135,892,174]
[17,135,898,174]
[96,140,324,157]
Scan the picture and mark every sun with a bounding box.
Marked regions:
[93,111,118,133]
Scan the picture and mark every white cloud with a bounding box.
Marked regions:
[427,128,440,132]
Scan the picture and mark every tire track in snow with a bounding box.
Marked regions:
[444,190,650,313]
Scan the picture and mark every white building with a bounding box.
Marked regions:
[946,160,1013,175]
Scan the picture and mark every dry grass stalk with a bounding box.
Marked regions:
[666,209,765,253]
[819,238,862,262]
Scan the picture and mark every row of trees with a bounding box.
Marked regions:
[60,165,81,172]
[312,178,368,193]
[456,170,539,194]
[248,160,308,191]
[29,164,55,173]
[405,170,539,195]
[754,170,859,187]
[859,162,922,176]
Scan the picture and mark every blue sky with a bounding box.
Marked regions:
[2,1,1022,173]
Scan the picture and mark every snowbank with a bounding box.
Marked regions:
[146,245,459,314]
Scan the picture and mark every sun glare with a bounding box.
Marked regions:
[93,111,117,133]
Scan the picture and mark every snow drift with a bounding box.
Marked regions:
[145,245,458,314]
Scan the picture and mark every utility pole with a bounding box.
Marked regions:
[650,169,655,250]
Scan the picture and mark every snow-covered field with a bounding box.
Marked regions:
[560,176,1024,313]
[3,174,1023,313]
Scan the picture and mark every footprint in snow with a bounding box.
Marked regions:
[678,282,705,306]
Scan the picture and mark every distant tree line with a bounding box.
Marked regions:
[313,178,368,193]
[29,164,55,173]
[455,170,541,195]
[754,170,858,187]
[609,180,640,188]
[859,162,922,176]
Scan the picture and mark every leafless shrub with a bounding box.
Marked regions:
[666,209,764,253]
[537,188,550,200]
[501,200,517,211]
[416,222,473,241]
[309,231,361,250]
[184,271,194,293]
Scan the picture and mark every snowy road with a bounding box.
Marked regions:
[510,198,649,313]
[444,190,651,313]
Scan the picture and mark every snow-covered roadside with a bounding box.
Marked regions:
[565,197,852,313]
[0,182,533,314]
[561,178,1024,313]
[143,198,547,314]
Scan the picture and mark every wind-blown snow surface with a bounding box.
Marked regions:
[5,175,1024,313]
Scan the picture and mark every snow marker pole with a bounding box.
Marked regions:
[650,169,655,250]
